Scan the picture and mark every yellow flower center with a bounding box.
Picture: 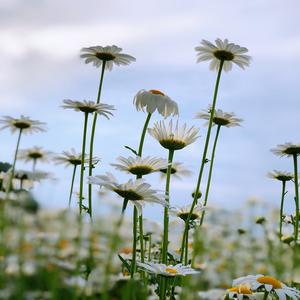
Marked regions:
[213,50,234,61]
[120,247,133,255]
[149,89,165,96]
[14,121,31,129]
[95,52,116,61]
[166,267,178,274]
[58,239,70,250]
[228,285,252,294]
[257,276,282,289]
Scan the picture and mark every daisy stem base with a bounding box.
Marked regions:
[279,180,286,238]
[293,154,299,242]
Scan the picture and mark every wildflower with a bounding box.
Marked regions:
[169,204,205,222]
[148,120,199,151]
[111,156,167,176]
[196,108,243,127]
[0,115,46,134]
[137,262,199,277]
[80,45,136,71]
[195,38,251,72]
[18,147,53,170]
[159,162,192,180]
[88,173,168,214]
[62,100,115,118]
[133,89,178,117]
[271,143,300,157]
[227,284,255,299]
[268,170,294,182]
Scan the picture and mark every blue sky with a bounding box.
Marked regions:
[1,0,300,219]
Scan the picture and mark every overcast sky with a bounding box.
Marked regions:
[1,0,300,219]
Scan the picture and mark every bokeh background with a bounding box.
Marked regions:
[1,0,300,220]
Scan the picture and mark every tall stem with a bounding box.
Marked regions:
[293,154,299,242]
[88,61,106,219]
[130,206,138,278]
[138,113,152,156]
[180,60,224,263]
[7,128,23,194]
[279,180,286,238]
[68,165,77,207]
[79,113,89,215]
[162,149,174,264]
[199,124,221,225]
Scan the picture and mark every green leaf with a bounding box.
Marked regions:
[124,145,138,156]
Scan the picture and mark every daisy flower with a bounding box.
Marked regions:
[80,45,136,71]
[18,147,53,164]
[137,262,199,277]
[233,274,300,300]
[159,162,192,180]
[133,89,179,118]
[196,108,243,127]
[195,38,251,72]
[111,156,168,176]
[271,143,300,157]
[227,284,255,300]
[268,170,293,182]
[0,115,46,134]
[53,149,100,168]
[62,100,115,118]
[87,173,168,214]
[169,204,205,222]
[148,120,199,151]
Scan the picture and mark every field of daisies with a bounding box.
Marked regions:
[1,39,299,300]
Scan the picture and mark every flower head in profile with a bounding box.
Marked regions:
[148,120,199,151]
[159,162,192,180]
[137,262,199,277]
[88,173,167,214]
[169,203,205,222]
[271,143,300,157]
[80,45,136,71]
[268,170,293,182]
[111,156,168,176]
[133,89,179,118]
[53,148,100,168]
[18,147,53,164]
[196,108,243,127]
[195,38,251,72]
[233,274,300,300]
[0,115,46,134]
[62,100,115,118]
[227,284,255,300]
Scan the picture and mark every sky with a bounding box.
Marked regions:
[1,0,300,220]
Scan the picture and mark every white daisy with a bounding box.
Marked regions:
[53,148,100,168]
[133,89,179,117]
[148,120,199,151]
[169,204,205,222]
[271,143,300,157]
[18,147,53,164]
[195,38,251,72]
[137,262,199,277]
[227,284,256,300]
[233,275,300,300]
[87,173,167,215]
[268,170,293,182]
[0,115,46,134]
[111,156,168,176]
[62,100,115,118]
[80,45,136,71]
[195,108,243,127]
[159,162,192,180]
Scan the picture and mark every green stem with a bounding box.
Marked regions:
[130,206,138,278]
[263,291,269,300]
[293,154,299,242]
[279,180,286,238]
[184,226,189,265]
[162,149,174,264]
[180,60,224,263]
[138,113,152,156]
[68,165,77,207]
[79,112,89,215]
[199,124,221,225]
[6,128,23,194]
[148,234,152,262]
[88,61,106,219]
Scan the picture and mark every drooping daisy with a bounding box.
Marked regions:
[80,45,136,71]
[195,38,251,72]
[169,204,205,222]
[227,284,255,300]
[148,120,199,151]
[88,173,168,214]
[271,143,300,157]
[233,274,300,300]
[133,89,179,118]
[159,162,192,180]
[195,108,243,127]
[0,115,46,134]
[268,170,294,182]
[111,156,168,176]
[137,262,199,277]
[62,100,115,118]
